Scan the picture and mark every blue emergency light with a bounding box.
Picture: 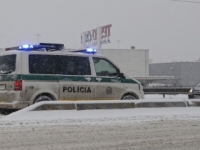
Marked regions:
[69,48,97,54]
[86,48,96,53]
[19,45,34,50]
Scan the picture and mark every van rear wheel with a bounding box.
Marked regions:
[122,95,136,100]
[34,95,53,103]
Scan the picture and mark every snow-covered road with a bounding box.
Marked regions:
[1,94,200,150]
[0,107,200,150]
[0,119,200,150]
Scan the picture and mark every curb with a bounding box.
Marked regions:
[76,103,135,110]
[187,101,200,107]
[135,102,187,108]
[33,103,76,111]
[31,100,191,111]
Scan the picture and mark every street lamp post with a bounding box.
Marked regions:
[35,34,41,43]
[117,40,120,49]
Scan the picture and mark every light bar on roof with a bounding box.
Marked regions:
[5,43,64,51]
[70,48,97,54]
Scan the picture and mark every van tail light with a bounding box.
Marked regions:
[14,80,22,91]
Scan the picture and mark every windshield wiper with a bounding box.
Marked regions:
[0,70,12,74]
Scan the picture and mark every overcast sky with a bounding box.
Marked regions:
[0,0,199,63]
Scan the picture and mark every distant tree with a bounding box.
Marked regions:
[130,46,135,49]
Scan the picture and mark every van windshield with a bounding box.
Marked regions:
[0,55,16,74]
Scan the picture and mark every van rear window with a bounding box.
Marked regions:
[29,55,91,75]
[0,55,16,73]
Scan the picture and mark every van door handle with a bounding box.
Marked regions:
[85,77,91,81]
[96,78,102,82]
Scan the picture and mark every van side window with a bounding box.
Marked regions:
[93,57,119,77]
[29,55,59,74]
[0,55,16,73]
[60,56,91,75]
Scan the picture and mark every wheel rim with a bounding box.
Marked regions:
[122,95,136,100]
[35,95,52,103]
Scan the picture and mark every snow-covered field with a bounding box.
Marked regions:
[1,94,200,150]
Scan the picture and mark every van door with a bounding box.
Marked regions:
[25,54,60,103]
[92,57,125,100]
[59,56,95,101]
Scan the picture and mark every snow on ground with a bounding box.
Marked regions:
[0,107,200,128]
[1,107,200,150]
[1,94,200,150]
[0,114,4,120]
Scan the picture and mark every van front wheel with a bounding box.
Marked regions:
[34,95,53,103]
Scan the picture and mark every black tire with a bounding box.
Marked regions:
[34,95,53,103]
[122,95,137,100]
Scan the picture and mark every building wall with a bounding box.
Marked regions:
[180,62,200,86]
[149,62,200,86]
[98,49,149,76]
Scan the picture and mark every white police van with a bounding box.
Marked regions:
[0,43,144,113]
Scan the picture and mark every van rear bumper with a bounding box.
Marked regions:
[0,101,28,110]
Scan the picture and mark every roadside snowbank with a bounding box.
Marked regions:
[1,107,200,126]
[0,94,196,126]
[1,95,200,150]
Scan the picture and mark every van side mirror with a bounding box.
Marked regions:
[118,73,125,78]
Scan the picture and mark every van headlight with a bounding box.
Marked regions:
[189,89,193,93]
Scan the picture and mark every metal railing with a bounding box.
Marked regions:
[143,86,191,94]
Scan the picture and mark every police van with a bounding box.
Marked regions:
[0,43,144,112]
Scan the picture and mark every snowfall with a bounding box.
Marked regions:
[1,94,200,150]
